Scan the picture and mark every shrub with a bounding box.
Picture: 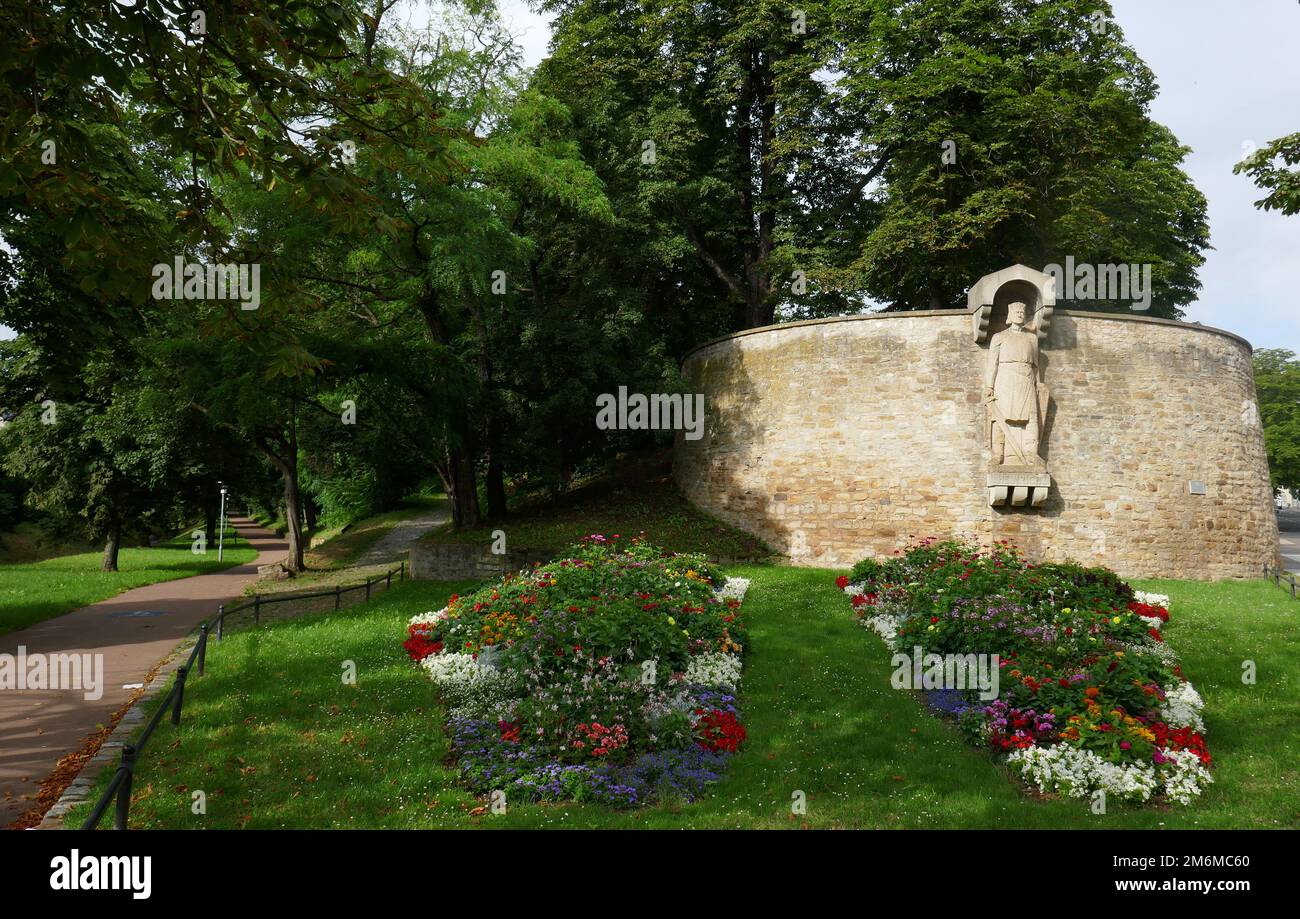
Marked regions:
[403,535,750,807]
[843,538,1211,806]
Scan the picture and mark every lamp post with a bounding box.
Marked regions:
[218,483,228,561]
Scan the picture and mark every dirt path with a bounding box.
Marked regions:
[352,503,450,567]
[0,517,286,827]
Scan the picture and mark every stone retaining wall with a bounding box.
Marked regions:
[674,309,1279,580]
[408,542,558,581]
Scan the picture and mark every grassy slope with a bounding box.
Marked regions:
[247,495,448,597]
[428,477,770,561]
[0,527,257,635]
[68,569,1299,829]
[0,519,96,565]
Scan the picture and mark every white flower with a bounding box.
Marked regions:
[1118,639,1179,666]
[421,652,512,719]
[409,607,449,627]
[685,652,743,690]
[1160,681,1206,732]
[861,613,903,649]
[1133,591,1171,610]
[1158,748,1214,805]
[715,576,751,603]
[1009,743,1211,806]
[1008,745,1159,803]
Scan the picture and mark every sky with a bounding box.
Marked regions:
[6,0,1297,351]
[1108,0,1300,353]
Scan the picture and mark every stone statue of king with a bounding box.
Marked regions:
[983,301,1045,468]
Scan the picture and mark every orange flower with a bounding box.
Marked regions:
[1084,687,1100,698]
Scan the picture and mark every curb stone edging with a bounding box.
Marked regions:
[35,644,193,830]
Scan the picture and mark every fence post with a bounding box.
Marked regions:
[335,585,342,610]
[171,666,189,726]
[198,624,208,676]
[401,560,405,582]
[386,569,393,591]
[254,595,261,625]
[216,605,224,642]
[113,745,137,830]
[365,577,371,601]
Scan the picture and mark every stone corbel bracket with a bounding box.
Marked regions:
[968,263,1056,345]
[988,470,1051,508]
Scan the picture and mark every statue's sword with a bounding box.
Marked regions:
[983,392,1032,466]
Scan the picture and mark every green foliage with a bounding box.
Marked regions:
[830,0,1207,317]
[537,0,1209,325]
[1253,348,1300,493]
[427,536,737,661]
[1234,132,1300,216]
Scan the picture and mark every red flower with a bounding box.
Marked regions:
[403,636,443,661]
[835,575,849,590]
[498,720,521,743]
[695,709,746,753]
[1128,601,1169,622]
[1153,721,1212,766]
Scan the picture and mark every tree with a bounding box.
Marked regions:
[833,0,1208,317]
[1253,349,1300,495]
[0,0,456,336]
[1235,133,1300,217]
[537,0,868,329]
[537,0,1210,327]
[0,341,198,570]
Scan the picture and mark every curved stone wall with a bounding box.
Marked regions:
[673,310,1278,579]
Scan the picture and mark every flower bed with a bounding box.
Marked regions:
[403,536,749,807]
[840,539,1212,805]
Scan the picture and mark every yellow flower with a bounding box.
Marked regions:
[1111,616,1121,624]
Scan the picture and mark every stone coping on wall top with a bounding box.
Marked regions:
[680,308,1252,364]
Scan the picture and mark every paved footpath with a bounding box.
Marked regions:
[1277,508,1300,572]
[0,517,286,827]
[353,502,450,568]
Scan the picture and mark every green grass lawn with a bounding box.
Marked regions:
[68,567,1300,829]
[0,527,258,635]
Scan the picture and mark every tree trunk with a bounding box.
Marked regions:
[255,414,306,573]
[483,399,507,519]
[281,467,305,572]
[447,444,481,528]
[486,456,507,520]
[204,503,218,543]
[101,522,122,572]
